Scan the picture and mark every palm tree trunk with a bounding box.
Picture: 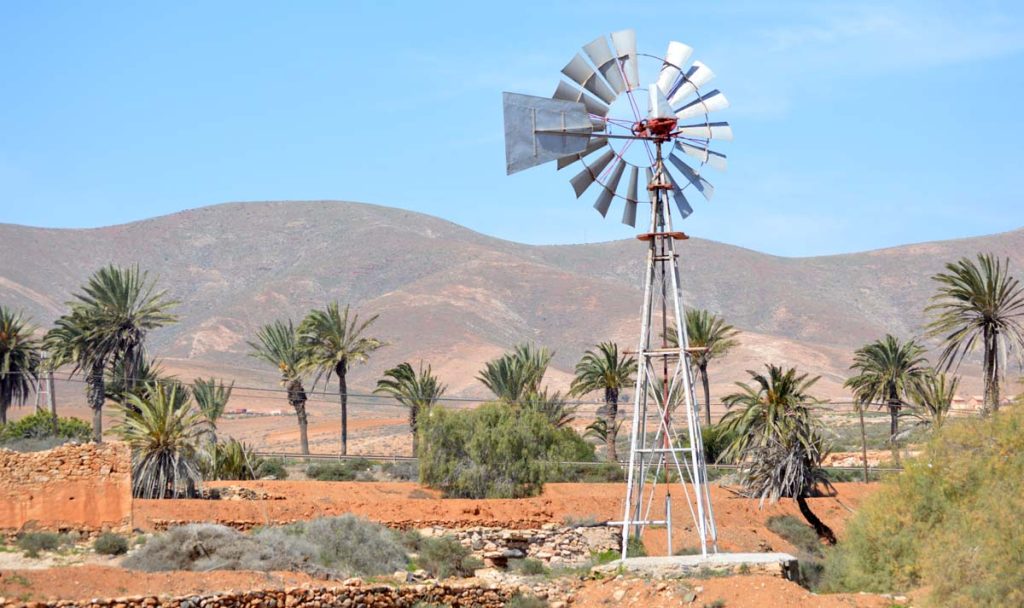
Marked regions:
[87,364,105,443]
[858,405,869,483]
[296,401,310,457]
[0,396,8,425]
[605,387,618,463]
[887,392,901,466]
[700,363,712,426]
[337,361,348,457]
[409,405,419,457]
[985,327,999,413]
[796,494,836,545]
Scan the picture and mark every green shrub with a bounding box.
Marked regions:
[0,411,91,444]
[417,536,481,579]
[821,405,1024,606]
[381,461,416,481]
[626,536,647,557]
[93,532,129,555]
[418,402,594,498]
[766,515,822,557]
[204,438,265,481]
[306,459,373,482]
[255,458,289,480]
[513,558,548,575]
[17,531,69,557]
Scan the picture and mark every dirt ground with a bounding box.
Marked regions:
[1,480,893,606]
[0,566,902,606]
[135,480,875,556]
[0,565,315,602]
[572,574,899,608]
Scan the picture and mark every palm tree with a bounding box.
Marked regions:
[45,265,178,442]
[521,388,576,429]
[721,364,836,543]
[477,343,552,404]
[110,382,204,498]
[906,369,959,431]
[844,335,928,465]
[666,309,740,426]
[926,253,1024,413]
[192,377,234,444]
[569,342,636,462]
[374,361,446,456]
[298,303,383,456]
[0,306,41,425]
[105,357,169,407]
[248,320,311,456]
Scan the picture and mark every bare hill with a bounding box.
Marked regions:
[2,201,1020,398]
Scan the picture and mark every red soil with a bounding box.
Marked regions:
[0,566,315,602]
[134,481,876,556]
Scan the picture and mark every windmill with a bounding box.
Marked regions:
[502,29,731,558]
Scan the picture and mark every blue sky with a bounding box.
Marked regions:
[1,1,1022,257]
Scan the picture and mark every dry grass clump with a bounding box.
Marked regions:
[125,515,406,578]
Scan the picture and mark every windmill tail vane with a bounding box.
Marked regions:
[501,28,733,558]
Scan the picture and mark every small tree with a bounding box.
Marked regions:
[721,364,837,543]
[110,383,204,498]
[845,335,928,465]
[906,370,959,431]
[374,362,446,456]
[248,320,310,455]
[299,303,383,456]
[45,265,178,442]
[192,377,234,443]
[477,343,552,404]
[0,306,40,425]
[569,342,636,462]
[927,253,1024,413]
[667,309,739,426]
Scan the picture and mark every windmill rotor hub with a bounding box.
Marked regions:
[633,117,678,141]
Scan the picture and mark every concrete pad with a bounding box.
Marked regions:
[593,552,799,581]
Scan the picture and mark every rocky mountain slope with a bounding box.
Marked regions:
[2,201,1019,397]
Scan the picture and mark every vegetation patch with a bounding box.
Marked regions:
[17,532,71,558]
[306,459,374,481]
[93,532,129,556]
[124,515,408,579]
[821,405,1024,606]
[418,401,595,498]
[416,535,482,579]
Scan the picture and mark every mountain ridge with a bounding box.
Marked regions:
[2,200,1019,397]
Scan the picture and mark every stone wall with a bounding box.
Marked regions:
[1,582,513,608]
[421,524,621,567]
[0,442,132,533]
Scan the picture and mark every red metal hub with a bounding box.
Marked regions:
[632,117,678,142]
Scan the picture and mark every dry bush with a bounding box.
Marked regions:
[822,404,1024,606]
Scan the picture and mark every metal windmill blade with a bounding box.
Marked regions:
[656,41,693,94]
[562,53,617,105]
[621,166,640,226]
[676,121,733,141]
[675,89,730,121]
[611,29,638,90]
[668,61,715,106]
[668,151,715,200]
[570,148,616,198]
